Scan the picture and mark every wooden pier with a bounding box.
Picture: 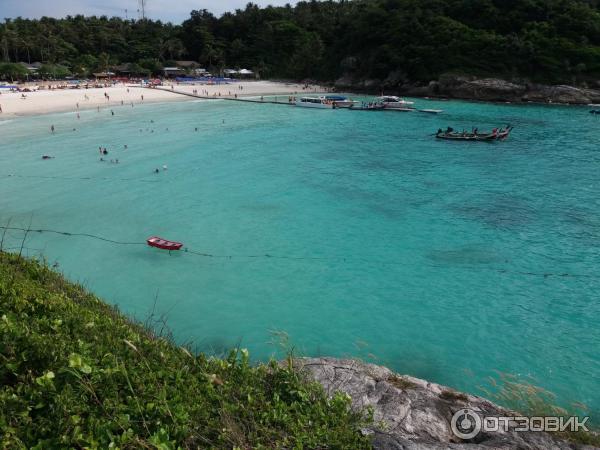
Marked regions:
[149,86,296,106]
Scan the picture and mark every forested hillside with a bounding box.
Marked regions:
[2,0,600,84]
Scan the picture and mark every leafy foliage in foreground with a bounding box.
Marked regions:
[0,252,371,449]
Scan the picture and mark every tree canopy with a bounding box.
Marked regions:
[2,0,600,83]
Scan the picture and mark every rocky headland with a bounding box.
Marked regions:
[334,73,600,104]
[296,357,599,450]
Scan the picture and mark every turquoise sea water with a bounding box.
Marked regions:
[1,97,599,415]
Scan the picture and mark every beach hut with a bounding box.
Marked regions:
[175,61,199,69]
[163,67,183,77]
[193,67,209,76]
[93,71,115,79]
[238,68,255,79]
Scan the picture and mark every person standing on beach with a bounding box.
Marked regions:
[0,104,2,113]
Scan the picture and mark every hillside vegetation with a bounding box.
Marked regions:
[2,0,600,84]
[0,251,371,449]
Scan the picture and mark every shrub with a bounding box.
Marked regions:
[0,252,371,449]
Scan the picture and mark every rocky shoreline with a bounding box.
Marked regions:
[296,357,598,450]
[334,74,600,105]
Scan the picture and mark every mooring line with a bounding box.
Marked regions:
[0,225,597,279]
[0,226,145,246]
[2,174,160,183]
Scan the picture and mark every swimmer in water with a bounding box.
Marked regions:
[154,168,159,173]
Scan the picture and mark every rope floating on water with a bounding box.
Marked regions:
[2,174,160,183]
[0,225,597,279]
[0,226,145,246]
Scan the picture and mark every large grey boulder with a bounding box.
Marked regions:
[295,357,597,450]
[436,75,527,102]
[521,84,600,104]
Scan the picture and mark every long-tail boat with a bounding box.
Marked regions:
[436,127,512,142]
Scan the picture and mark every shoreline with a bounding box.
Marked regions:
[333,74,600,106]
[2,77,595,121]
[0,80,325,118]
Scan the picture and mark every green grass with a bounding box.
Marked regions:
[0,252,371,449]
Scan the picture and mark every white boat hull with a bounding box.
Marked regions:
[384,106,415,112]
[295,101,334,109]
[333,100,361,108]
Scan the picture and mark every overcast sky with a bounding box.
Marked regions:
[3,0,296,23]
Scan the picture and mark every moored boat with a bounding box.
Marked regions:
[324,95,360,108]
[435,126,513,141]
[348,101,386,111]
[295,96,335,109]
[377,95,415,108]
[147,236,184,250]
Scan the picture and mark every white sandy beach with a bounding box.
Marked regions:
[0,80,325,117]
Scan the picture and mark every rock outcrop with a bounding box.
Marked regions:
[436,76,527,102]
[295,357,598,450]
[334,73,600,104]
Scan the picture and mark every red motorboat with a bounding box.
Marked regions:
[147,236,183,251]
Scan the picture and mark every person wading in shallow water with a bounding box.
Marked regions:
[50,125,55,134]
